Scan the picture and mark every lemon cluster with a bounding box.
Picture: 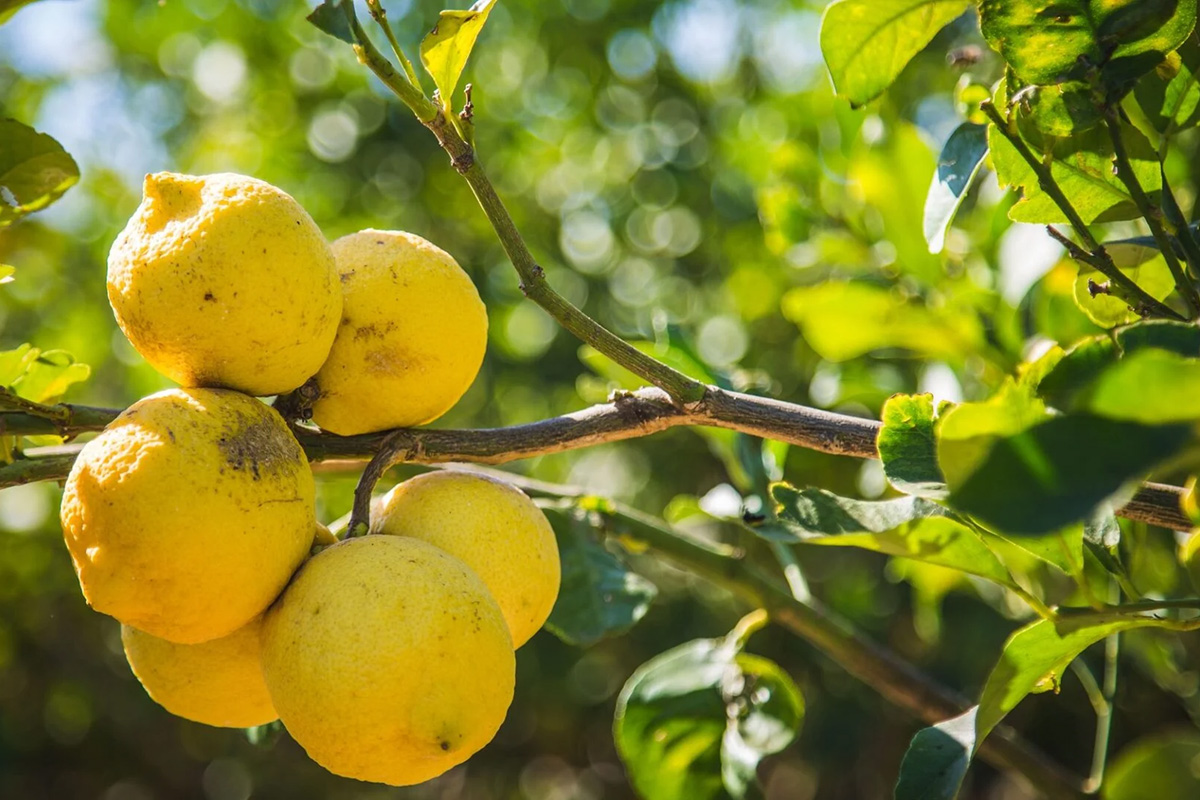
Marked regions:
[59,172,560,786]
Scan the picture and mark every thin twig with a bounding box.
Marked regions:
[1103,111,1200,317]
[5,389,1191,532]
[364,0,419,88]
[981,101,1183,320]
[1160,169,1200,281]
[342,1,707,406]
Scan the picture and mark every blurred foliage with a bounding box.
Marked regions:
[2,0,1200,798]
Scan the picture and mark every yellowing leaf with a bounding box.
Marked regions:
[420,0,498,113]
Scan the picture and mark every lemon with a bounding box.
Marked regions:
[107,172,341,396]
[309,229,487,435]
[261,536,514,786]
[373,471,560,647]
[60,388,315,643]
[122,616,275,728]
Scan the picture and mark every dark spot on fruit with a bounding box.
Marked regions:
[439,740,450,751]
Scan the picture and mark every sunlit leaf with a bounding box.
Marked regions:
[1011,77,1103,136]
[924,122,988,253]
[819,0,970,107]
[975,615,1177,748]
[894,706,978,800]
[988,100,1161,224]
[542,505,657,648]
[0,343,38,387]
[614,632,803,800]
[420,0,497,113]
[1072,254,1176,328]
[1136,32,1200,136]
[937,380,1050,490]
[980,0,1198,89]
[12,350,91,404]
[767,485,1017,589]
[781,282,983,362]
[0,265,13,284]
[984,526,1084,575]
[0,119,79,226]
[1081,349,1200,423]
[878,393,949,499]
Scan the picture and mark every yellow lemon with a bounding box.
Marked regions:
[122,616,275,728]
[107,172,341,396]
[261,536,514,786]
[60,388,315,643]
[373,471,560,648]
[309,229,487,435]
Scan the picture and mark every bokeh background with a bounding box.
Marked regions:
[2,1,1200,798]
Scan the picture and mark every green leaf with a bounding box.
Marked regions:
[924,122,989,253]
[878,393,949,500]
[1038,322,1200,410]
[894,706,978,800]
[768,485,1017,589]
[988,111,1161,225]
[0,344,38,387]
[781,282,983,362]
[1105,732,1200,800]
[542,505,658,648]
[1036,336,1119,410]
[1072,254,1176,328]
[0,265,13,284]
[420,0,497,113]
[984,526,1085,575]
[1081,349,1200,423]
[0,0,42,25]
[945,414,1191,535]
[11,350,90,405]
[937,379,1051,490]
[1136,32,1200,136]
[614,634,803,800]
[975,615,1176,747]
[0,120,80,226]
[819,0,971,107]
[306,0,355,44]
[980,0,1198,89]
[1115,317,1200,355]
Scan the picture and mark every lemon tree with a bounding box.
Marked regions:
[6,1,1200,799]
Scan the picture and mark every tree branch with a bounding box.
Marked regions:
[1,389,1189,532]
[1103,110,1200,317]
[343,2,707,406]
[981,101,1184,320]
